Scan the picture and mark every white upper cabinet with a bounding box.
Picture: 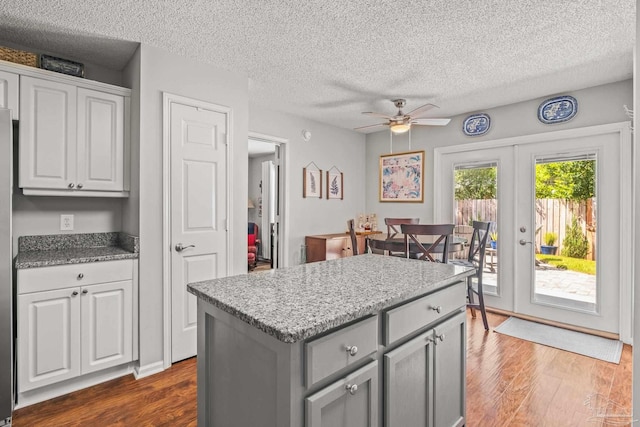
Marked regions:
[19,77,77,191]
[77,88,125,192]
[11,65,130,197]
[0,70,18,119]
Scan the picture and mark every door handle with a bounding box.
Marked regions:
[175,243,196,252]
[519,239,533,246]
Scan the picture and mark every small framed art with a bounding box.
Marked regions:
[303,167,322,198]
[326,170,343,199]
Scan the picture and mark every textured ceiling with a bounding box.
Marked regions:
[0,1,635,132]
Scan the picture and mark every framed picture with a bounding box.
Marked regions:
[326,171,344,199]
[379,150,424,203]
[303,167,322,198]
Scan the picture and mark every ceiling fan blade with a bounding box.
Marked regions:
[354,123,388,131]
[406,103,438,118]
[411,118,451,126]
[362,111,394,120]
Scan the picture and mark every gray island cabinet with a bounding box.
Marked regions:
[188,254,473,427]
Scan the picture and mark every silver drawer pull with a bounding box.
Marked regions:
[345,384,358,395]
[346,345,358,356]
[77,273,84,279]
[430,305,442,314]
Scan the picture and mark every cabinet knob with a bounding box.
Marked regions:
[436,333,445,342]
[77,183,83,189]
[345,383,358,395]
[68,183,75,188]
[346,345,358,356]
[431,305,442,314]
[82,289,88,295]
[77,273,84,279]
[71,291,78,296]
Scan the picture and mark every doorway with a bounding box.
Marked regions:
[248,132,287,271]
[435,123,632,340]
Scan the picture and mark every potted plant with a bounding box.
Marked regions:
[541,232,558,255]
[489,231,498,249]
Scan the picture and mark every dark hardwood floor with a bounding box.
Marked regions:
[13,311,632,426]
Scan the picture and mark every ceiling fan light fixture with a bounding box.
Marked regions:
[390,122,411,134]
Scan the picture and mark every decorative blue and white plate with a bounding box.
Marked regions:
[538,96,577,124]
[463,113,490,136]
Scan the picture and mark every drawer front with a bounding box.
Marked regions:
[18,259,134,294]
[384,281,466,345]
[305,316,378,387]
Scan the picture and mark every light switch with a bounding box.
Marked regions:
[60,214,74,231]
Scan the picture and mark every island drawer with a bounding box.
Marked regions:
[384,281,466,345]
[305,315,378,387]
[17,259,134,294]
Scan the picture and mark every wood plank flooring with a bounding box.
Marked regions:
[13,311,632,426]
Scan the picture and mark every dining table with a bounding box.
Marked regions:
[366,233,466,258]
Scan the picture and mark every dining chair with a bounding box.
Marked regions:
[400,223,455,263]
[347,219,359,256]
[449,221,492,330]
[384,218,420,256]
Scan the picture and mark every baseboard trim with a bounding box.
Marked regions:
[486,307,620,341]
[133,361,165,379]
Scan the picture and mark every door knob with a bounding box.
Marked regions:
[175,243,196,252]
[519,239,533,246]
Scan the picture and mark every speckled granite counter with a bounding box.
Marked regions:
[188,253,473,343]
[15,232,139,269]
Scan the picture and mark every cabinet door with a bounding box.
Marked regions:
[19,76,77,190]
[18,287,81,392]
[81,280,132,374]
[77,88,125,191]
[384,329,434,427]
[0,70,18,119]
[325,237,347,260]
[306,361,378,427]
[433,310,466,427]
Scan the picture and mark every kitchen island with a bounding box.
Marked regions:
[188,253,473,427]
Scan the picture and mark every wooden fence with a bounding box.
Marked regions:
[455,198,595,260]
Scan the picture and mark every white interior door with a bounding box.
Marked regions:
[170,101,228,362]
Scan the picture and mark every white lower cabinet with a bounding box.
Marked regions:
[17,260,134,393]
[384,310,466,427]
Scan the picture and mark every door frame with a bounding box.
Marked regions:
[248,131,290,268]
[434,121,633,343]
[162,92,232,368]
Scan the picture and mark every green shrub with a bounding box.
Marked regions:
[543,232,557,246]
[561,218,589,259]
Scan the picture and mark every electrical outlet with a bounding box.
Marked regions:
[60,214,74,231]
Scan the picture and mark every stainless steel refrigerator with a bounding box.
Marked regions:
[0,108,13,426]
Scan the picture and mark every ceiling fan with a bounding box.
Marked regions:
[355,99,451,134]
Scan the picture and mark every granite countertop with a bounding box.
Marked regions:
[15,232,139,269]
[188,254,474,344]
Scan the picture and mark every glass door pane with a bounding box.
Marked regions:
[533,156,596,312]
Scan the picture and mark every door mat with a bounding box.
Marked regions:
[494,317,622,364]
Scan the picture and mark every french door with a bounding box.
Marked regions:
[435,124,631,336]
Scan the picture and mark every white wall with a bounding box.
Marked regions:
[249,105,367,267]
[632,4,639,419]
[135,44,248,370]
[365,79,633,221]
